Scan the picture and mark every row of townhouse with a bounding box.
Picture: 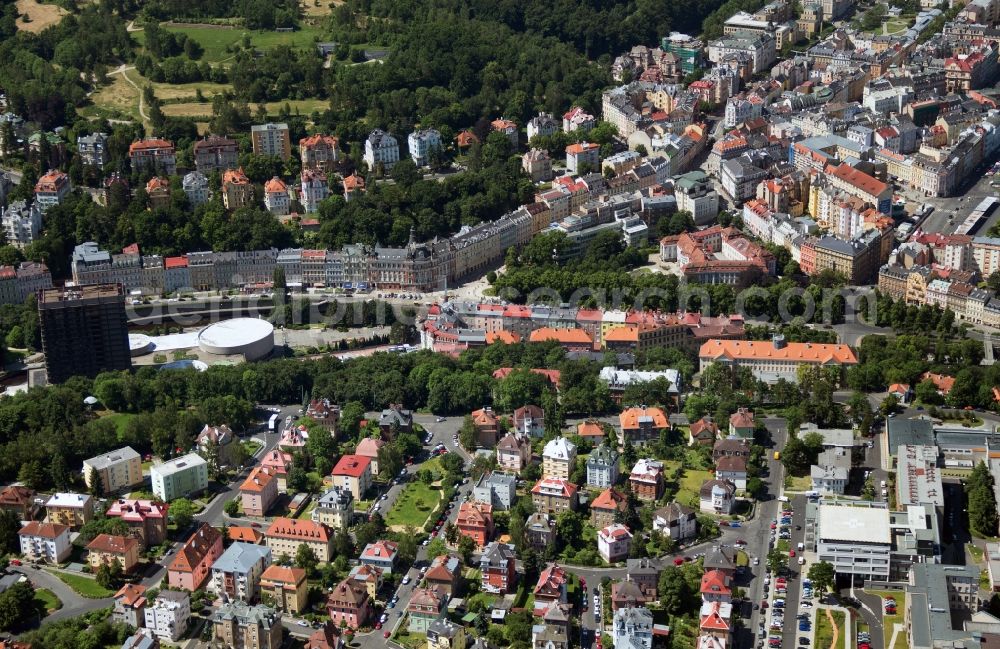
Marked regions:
[878,263,1000,326]
[421,301,746,354]
[68,205,537,295]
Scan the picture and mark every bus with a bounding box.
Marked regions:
[268,414,279,432]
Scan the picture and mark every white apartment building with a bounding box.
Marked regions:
[364,129,399,172]
[542,437,577,480]
[1,200,42,248]
[598,523,633,563]
[18,521,71,563]
[182,171,210,207]
[143,590,191,642]
[674,171,720,225]
[407,129,442,167]
[263,177,290,216]
[209,542,272,602]
[300,169,328,213]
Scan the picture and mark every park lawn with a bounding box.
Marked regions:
[162,98,329,120]
[785,475,812,492]
[100,411,137,436]
[157,25,323,64]
[677,469,713,508]
[49,571,114,598]
[386,482,441,529]
[884,17,912,33]
[867,589,905,649]
[34,588,62,613]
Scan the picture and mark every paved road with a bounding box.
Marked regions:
[197,404,291,526]
[14,404,290,635]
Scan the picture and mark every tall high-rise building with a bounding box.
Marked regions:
[38,283,131,383]
[250,123,291,160]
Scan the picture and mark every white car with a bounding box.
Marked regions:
[800,602,812,609]
[380,614,388,623]
[402,576,411,585]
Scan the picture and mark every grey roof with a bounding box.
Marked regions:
[211,600,280,628]
[85,446,140,470]
[626,557,659,576]
[907,564,981,649]
[703,545,736,571]
[810,464,848,480]
[428,618,462,639]
[654,501,696,523]
[317,485,353,507]
[886,418,934,451]
[212,542,271,574]
[150,452,206,478]
[379,406,412,428]
[121,631,158,649]
[588,444,619,468]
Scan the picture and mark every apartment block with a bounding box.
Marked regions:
[250,123,291,160]
[150,453,209,502]
[83,446,143,495]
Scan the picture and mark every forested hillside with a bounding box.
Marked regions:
[350,0,735,59]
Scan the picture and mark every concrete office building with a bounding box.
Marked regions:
[816,503,892,579]
[39,284,131,383]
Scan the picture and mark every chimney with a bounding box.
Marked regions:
[772,334,787,349]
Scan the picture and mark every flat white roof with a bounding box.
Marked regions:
[198,318,274,348]
[818,504,891,545]
[151,452,207,477]
[46,492,92,508]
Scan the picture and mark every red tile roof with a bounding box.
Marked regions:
[332,455,372,478]
[19,521,69,539]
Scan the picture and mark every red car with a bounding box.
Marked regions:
[789,550,796,557]
[375,622,382,630]
[761,600,769,609]
[580,578,586,588]
[8,559,20,566]
[770,523,777,530]
[674,557,684,565]
[384,631,391,638]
